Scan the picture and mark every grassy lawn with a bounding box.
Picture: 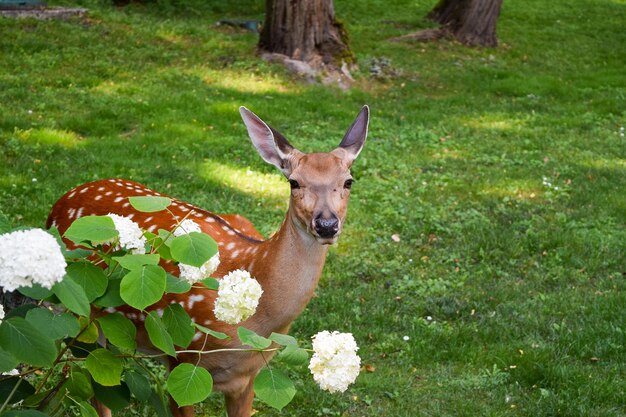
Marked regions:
[1,0,625,416]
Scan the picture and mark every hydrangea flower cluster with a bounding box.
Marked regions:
[214,269,263,324]
[308,331,361,393]
[106,213,147,254]
[172,219,202,236]
[0,228,67,292]
[171,219,221,283]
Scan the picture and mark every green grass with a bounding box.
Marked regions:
[1,0,625,416]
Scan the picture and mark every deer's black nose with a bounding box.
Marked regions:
[314,215,339,238]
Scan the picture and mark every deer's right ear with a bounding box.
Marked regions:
[240,107,299,177]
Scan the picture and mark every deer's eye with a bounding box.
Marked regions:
[289,179,300,190]
[344,179,354,190]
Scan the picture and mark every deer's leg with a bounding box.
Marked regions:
[91,399,112,417]
[225,377,255,417]
[168,400,195,417]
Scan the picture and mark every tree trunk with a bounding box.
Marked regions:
[428,0,503,47]
[259,0,353,68]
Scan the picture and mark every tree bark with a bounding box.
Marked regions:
[428,0,503,47]
[259,0,353,68]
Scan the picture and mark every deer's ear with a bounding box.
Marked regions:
[337,105,369,164]
[240,107,300,176]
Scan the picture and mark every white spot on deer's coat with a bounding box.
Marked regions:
[98,187,105,191]
[155,309,164,318]
[94,195,103,201]
[67,208,76,219]
[145,216,153,223]
[206,217,215,223]
[67,191,76,199]
[188,294,205,309]
[203,319,212,326]
[105,191,113,196]
[218,241,224,246]
[194,212,203,218]
[104,307,117,313]
[222,226,229,231]
[114,197,124,203]
[76,207,84,218]
[226,242,236,250]
[122,202,130,208]
[79,187,89,194]
[147,225,157,233]
[227,230,235,236]
[232,250,240,258]
[192,332,203,342]
[127,214,134,220]
[180,206,189,212]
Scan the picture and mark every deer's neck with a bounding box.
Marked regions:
[248,210,328,333]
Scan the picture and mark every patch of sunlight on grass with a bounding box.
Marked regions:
[580,157,626,172]
[461,114,531,131]
[194,68,297,94]
[199,161,288,201]
[16,128,84,148]
[477,179,543,201]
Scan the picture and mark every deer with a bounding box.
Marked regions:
[46,105,369,417]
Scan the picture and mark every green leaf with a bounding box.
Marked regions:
[194,323,229,340]
[16,283,53,300]
[278,345,310,366]
[64,215,118,244]
[0,410,50,417]
[97,313,137,352]
[237,327,271,349]
[77,401,99,417]
[76,317,99,344]
[165,273,192,294]
[269,332,298,346]
[128,196,171,213]
[64,248,93,259]
[124,370,151,401]
[162,304,195,348]
[253,367,296,411]
[0,350,18,373]
[63,368,94,401]
[0,317,57,367]
[25,308,80,339]
[166,363,213,407]
[85,349,123,386]
[120,264,166,310]
[93,278,125,308]
[0,376,35,405]
[145,311,176,357]
[113,254,160,270]
[92,382,131,412]
[200,277,219,291]
[66,261,108,301]
[148,390,173,417]
[52,278,91,317]
[170,232,217,267]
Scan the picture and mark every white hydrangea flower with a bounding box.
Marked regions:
[172,219,202,237]
[106,213,146,254]
[171,219,221,283]
[0,304,4,324]
[214,269,263,324]
[2,369,19,376]
[0,228,67,291]
[179,253,221,284]
[309,331,361,393]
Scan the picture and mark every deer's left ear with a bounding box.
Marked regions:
[336,105,369,164]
